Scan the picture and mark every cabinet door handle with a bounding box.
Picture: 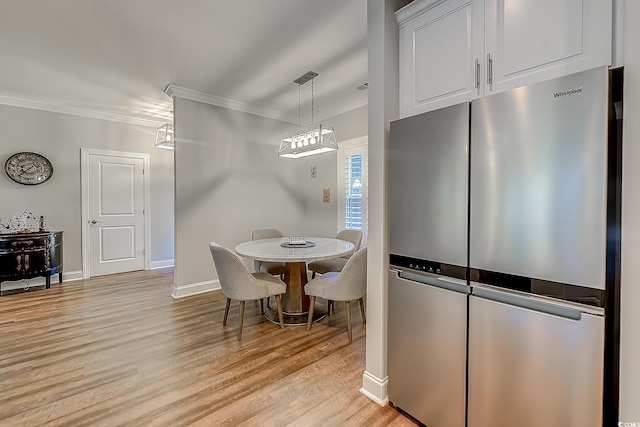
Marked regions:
[475,58,480,88]
[16,255,22,271]
[24,254,29,270]
[487,53,493,85]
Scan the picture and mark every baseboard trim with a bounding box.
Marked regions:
[171,279,220,299]
[62,270,84,282]
[150,259,174,269]
[360,370,389,406]
[0,270,83,291]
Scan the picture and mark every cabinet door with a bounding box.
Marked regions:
[484,0,612,94]
[398,0,483,117]
[21,248,48,276]
[0,250,22,280]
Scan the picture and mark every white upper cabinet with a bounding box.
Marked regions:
[398,0,484,118]
[397,0,612,118]
[485,0,612,94]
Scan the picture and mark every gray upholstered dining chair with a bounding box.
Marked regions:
[305,247,367,342]
[209,242,286,341]
[252,228,287,313]
[252,228,287,277]
[308,229,363,279]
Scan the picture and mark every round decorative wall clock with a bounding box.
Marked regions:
[4,152,54,185]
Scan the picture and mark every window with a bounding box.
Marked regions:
[338,136,368,244]
[345,153,363,230]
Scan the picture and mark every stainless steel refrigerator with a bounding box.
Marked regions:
[388,102,470,427]
[388,66,622,427]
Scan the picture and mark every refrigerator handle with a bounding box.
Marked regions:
[396,269,469,294]
[472,286,584,321]
[486,53,493,85]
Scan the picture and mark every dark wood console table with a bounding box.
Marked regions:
[0,231,63,293]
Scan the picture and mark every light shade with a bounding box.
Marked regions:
[155,124,174,150]
[278,124,338,158]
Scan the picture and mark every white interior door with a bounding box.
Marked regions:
[84,151,147,277]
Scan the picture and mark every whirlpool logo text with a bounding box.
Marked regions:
[553,87,583,98]
[619,422,640,427]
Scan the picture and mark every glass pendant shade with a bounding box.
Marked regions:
[278,124,338,158]
[155,124,174,150]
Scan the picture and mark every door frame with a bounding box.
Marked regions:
[80,148,151,279]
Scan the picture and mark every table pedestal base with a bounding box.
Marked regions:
[264,301,327,326]
[282,261,309,313]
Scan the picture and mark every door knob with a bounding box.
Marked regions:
[90,219,102,224]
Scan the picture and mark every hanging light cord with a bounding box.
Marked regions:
[298,83,301,126]
[311,79,314,124]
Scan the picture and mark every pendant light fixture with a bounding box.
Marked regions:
[278,71,338,158]
[155,123,174,150]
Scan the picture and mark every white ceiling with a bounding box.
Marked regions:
[0,0,368,127]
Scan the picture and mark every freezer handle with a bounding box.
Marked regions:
[471,286,584,321]
[395,269,469,294]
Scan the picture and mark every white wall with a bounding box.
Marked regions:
[324,104,368,141]
[619,0,640,421]
[172,99,366,296]
[0,104,174,280]
[305,105,369,240]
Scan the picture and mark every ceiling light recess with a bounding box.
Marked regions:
[278,71,338,159]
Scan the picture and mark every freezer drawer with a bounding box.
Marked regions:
[388,269,468,427]
[468,290,604,427]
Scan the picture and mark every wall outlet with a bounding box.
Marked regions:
[322,187,330,203]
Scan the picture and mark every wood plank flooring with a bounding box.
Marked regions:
[0,269,415,426]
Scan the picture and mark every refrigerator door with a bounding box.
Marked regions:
[389,102,469,266]
[388,269,468,427]
[470,66,609,289]
[468,286,604,427]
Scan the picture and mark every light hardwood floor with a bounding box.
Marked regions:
[0,269,415,426]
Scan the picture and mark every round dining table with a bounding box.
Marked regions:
[235,237,354,326]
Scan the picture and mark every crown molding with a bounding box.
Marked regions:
[330,97,369,121]
[0,94,166,128]
[0,89,367,129]
[164,84,296,124]
[396,0,445,26]
[164,84,368,125]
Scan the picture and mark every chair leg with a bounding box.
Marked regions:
[306,296,316,331]
[345,301,353,342]
[327,300,333,314]
[275,295,285,329]
[260,298,264,314]
[359,297,366,323]
[311,271,316,279]
[223,298,231,326]
[237,301,245,341]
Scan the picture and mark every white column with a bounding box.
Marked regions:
[361,0,410,405]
